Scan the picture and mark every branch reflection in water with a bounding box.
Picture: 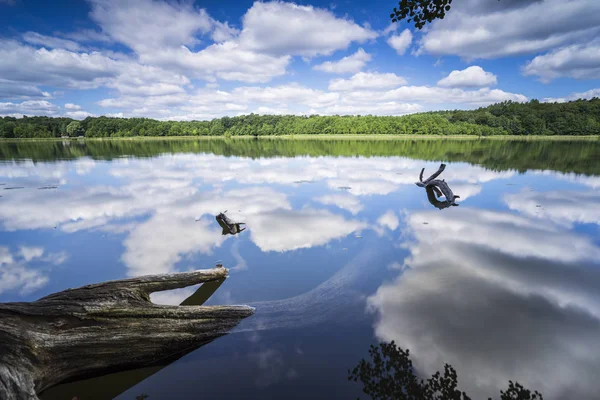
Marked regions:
[215,212,246,236]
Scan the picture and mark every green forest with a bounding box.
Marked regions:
[1,98,599,138]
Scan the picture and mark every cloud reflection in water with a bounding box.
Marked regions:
[0,155,502,281]
[2,149,600,398]
[369,207,600,399]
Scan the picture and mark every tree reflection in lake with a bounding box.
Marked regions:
[2,138,599,176]
[368,207,600,399]
[1,140,600,399]
[349,341,543,400]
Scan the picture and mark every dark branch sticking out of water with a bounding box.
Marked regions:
[416,163,460,209]
[216,212,246,235]
[0,267,254,400]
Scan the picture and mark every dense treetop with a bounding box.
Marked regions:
[1,99,599,139]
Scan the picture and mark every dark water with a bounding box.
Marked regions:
[1,138,599,399]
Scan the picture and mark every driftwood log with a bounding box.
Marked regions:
[415,163,460,209]
[0,267,254,400]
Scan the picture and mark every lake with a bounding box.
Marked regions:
[1,138,599,399]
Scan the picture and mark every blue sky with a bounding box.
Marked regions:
[0,0,599,120]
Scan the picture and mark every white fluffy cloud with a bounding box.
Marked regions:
[64,103,81,110]
[0,0,541,118]
[121,185,291,275]
[65,110,95,119]
[0,155,524,283]
[0,157,513,222]
[523,41,600,82]
[122,213,226,276]
[212,21,240,43]
[342,86,527,106]
[230,84,338,108]
[381,22,399,36]
[248,207,366,252]
[61,29,112,44]
[505,189,600,227]
[368,206,600,399]
[406,207,600,263]
[60,104,95,119]
[0,79,50,100]
[0,100,60,117]
[313,48,372,74]
[0,39,191,98]
[543,88,600,103]
[314,194,363,215]
[418,0,600,59]
[321,102,422,116]
[100,77,469,118]
[19,246,44,262]
[437,66,497,88]
[329,72,407,91]
[0,246,67,296]
[2,154,400,273]
[0,40,118,89]
[136,39,290,84]
[22,31,81,51]
[85,0,376,85]
[547,172,600,189]
[448,183,482,201]
[238,1,377,57]
[0,2,289,90]
[89,0,213,54]
[377,210,399,231]
[0,262,48,296]
[387,29,412,55]
[98,83,342,119]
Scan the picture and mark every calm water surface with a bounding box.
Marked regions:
[1,139,599,399]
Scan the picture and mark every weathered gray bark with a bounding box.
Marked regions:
[0,267,254,400]
[416,163,460,209]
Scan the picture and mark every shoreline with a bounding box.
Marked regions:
[1,134,598,142]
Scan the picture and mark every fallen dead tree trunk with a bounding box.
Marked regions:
[0,267,254,400]
[416,163,460,209]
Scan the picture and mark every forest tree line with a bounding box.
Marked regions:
[1,98,599,138]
